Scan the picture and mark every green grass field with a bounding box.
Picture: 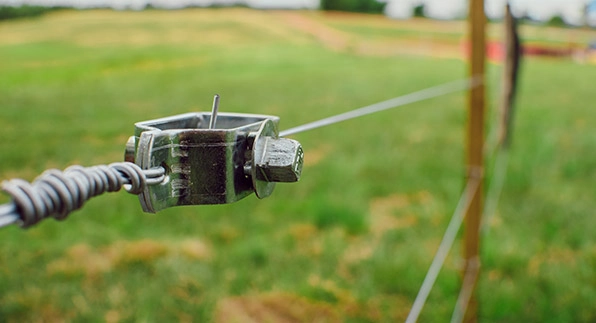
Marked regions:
[1,8,595,322]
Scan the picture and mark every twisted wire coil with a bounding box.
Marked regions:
[0,162,164,228]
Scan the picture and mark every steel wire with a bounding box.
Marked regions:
[0,162,164,228]
[450,256,480,323]
[280,77,481,137]
[405,175,481,323]
[449,148,510,322]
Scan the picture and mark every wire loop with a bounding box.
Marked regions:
[1,162,164,228]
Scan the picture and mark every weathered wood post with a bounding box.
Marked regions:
[464,0,486,322]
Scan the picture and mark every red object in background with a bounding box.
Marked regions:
[487,41,505,61]
[522,44,572,57]
[461,41,504,61]
[461,40,573,61]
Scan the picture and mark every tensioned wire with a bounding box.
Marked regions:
[280,77,481,137]
[407,71,511,322]
[405,175,482,323]
[451,138,511,323]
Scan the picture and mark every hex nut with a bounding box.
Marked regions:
[255,137,303,182]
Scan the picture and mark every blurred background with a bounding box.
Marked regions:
[0,0,595,322]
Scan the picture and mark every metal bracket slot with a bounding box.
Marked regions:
[124,112,303,213]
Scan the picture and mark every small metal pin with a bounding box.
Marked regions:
[209,94,220,129]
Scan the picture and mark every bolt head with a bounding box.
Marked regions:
[256,138,303,183]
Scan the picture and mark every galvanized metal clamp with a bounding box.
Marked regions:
[124,112,304,213]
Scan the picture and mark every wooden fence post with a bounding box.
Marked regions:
[464,0,486,322]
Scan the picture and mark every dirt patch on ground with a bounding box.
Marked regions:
[287,223,323,257]
[47,238,211,280]
[179,238,212,260]
[316,11,466,34]
[47,243,116,279]
[341,192,423,266]
[276,11,352,52]
[527,247,581,276]
[215,293,340,323]
[355,38,462,58]
[369,193,420,236]
[288,223,319,240]
[217,279,394,322]
[303,144,333,167]
[342,241,375,265]
[273,11,463,59]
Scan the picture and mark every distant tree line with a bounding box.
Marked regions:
[320,0,385,14]
[413,5,425,17]
[0,5,65,21]
[1,2,592,29]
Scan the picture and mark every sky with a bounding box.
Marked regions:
[383,0,591,25]
[0,0,594,25]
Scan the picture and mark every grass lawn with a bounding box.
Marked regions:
[0,8,595,322]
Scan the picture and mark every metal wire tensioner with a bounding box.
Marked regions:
[1,79,477,229]
[0,96,304,228]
